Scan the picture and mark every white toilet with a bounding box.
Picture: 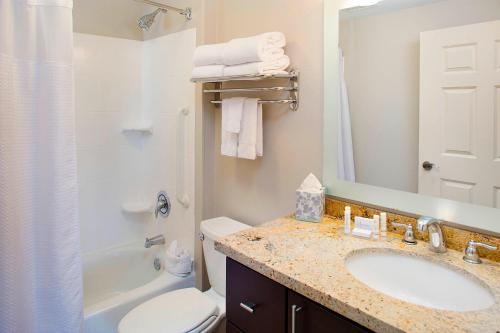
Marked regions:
[118,217,250,333]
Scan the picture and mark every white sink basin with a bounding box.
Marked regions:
[345,250,495,312]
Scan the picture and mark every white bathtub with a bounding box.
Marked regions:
[83,243,195,333]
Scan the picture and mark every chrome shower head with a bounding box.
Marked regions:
[138,8,166,31]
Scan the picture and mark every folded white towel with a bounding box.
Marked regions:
[193,43,225,66]
[221,97,246,157]
[223,55,290,76]
[237,98,260,160]
[191,64,225,78]
[223,32,286,66]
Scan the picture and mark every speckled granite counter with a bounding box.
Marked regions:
[215,217,500,333]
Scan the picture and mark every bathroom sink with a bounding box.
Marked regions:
[345,250,495,312]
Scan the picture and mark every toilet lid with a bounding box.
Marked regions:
[118,288,218,333]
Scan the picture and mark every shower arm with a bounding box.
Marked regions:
[134,0,192,20]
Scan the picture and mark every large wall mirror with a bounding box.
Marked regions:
[324,0,500,234]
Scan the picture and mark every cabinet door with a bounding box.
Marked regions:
[287,290,372,333]
[227,258,287,333]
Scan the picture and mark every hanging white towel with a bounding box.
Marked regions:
[193,43,225,66]
[256,103,263,157]
[221,97,246,157]
[223,32,286,65]
[222,97,244,133]
[237,98,260,160]
[191,64,225,79]
[223,55,290,77]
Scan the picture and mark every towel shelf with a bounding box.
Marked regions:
[190,71,297,83]
[194,69,299,111]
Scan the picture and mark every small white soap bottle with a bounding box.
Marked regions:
[380,212,387,240]
[373,214,380,240]
[344,206,351,235]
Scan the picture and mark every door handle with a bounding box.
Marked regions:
[422,161,434,171]
[291,304,302,333]
[239,302,256,314]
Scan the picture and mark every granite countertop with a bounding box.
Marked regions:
[215,217,500,333]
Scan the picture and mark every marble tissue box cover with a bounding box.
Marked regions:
[295,188,325,222]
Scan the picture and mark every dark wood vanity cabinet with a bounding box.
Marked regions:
[226,257,287,333]
[226,258,372,333]
[287,290,370,333]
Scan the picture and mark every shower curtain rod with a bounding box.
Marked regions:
[134,0,192,20]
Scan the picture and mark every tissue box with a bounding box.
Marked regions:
[295,187,325,222]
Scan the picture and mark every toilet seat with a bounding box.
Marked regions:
[118,288,218,333]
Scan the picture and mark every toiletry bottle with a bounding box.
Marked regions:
[380,212,387,240]
[344,206,351,235]
[373,214,380,240]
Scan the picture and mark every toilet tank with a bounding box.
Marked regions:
[201,217,250,297]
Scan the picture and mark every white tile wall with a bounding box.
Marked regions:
[74,29,196,255]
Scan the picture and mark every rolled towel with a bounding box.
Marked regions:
[191,64,225,79]
[223,32,286,66]
[165,240,193,277]
[193,43,225,66]
[223,55,290,77]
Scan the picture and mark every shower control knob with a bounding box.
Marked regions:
[155,191,171,219]
[422,161,434,171]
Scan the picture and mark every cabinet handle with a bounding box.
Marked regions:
[239,302,256,314]
[291,304,302,333]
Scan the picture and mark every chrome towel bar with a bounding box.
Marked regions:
[194,70,299,111]
[210,99,297,105]
[204,86,296,93]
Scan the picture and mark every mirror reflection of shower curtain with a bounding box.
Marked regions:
[0,1,83,332]
[338,48,356,182]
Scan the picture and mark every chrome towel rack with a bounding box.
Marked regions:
[191,70,299,111]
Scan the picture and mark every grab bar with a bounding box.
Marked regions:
[176,107,190,208]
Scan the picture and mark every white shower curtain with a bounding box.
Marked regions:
[338,48,356,182]
[0,1,83,332]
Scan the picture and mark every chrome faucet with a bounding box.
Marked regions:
[391,222,417,245]
[463,240,497,264]
[417,216,446,253]
[145,235,165,248]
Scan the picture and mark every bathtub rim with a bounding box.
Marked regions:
[83,241,196,318]
[84,269,196,317]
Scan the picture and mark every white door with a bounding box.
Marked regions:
[419,20,500,208]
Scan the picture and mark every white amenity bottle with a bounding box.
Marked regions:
[373,214,380,240]
[344,206,351,235]
[380,212,387,240]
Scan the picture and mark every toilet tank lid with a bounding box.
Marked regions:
[201,217,250,240]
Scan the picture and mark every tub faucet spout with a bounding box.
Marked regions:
[145,235,165,248]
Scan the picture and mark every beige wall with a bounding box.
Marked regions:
[201,0,324,226]
[339,0,500,193]
[73,0,145,40]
